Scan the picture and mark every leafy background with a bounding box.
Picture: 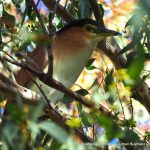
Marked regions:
[0,0,150,149]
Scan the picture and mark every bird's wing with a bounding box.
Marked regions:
[16,44,48,86]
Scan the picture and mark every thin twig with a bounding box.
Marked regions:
[26,71,65,119]
[49,0,61,24]
[47,0,61,77]
[26,71,52,109]
[35,0,40,7]
[1,49,16,62]
[31,0,48,36]
[115,82,126,120]
[130,97,134,130]
[47,45,53,78]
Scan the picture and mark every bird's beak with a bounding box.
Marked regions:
[93,28,121,37]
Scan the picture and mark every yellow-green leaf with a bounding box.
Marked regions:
[65,118,82,128]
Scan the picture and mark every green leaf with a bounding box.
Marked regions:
[128,58,144,80]
[78,0,92,19]
[29,103,44,121]
[144,132,150,142]
[125,16,135,28]
[86,58,97,70]
[62,88,88,104]
[91,86,110,103]
[3,123,20,148]
[98,4,104,17]
[86,58,96,68]
[80,111,90,126]
[122,119,136,128]
[104,70,113,91]
[61,95,73,104]
[128,43,145,81]
[139,0,150,15]
[76,89,89,96]
[12,0,20,8]
[68,0,76,16]
[77,103,82,112]
[25,0,34,21]
[28,121,40,139]
[123,128,142,143]
[93,114,123,140]
[49,140,62,150]
[86,65,97,70]
[39,121,69,144]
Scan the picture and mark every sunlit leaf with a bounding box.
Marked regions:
[86,65,97,70]
[65,117,82,128]
[86,58,97,70]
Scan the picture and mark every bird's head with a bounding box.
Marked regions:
[57,18,120,45]
[53,19,120,61]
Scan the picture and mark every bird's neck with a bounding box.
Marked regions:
[52,27,92,61]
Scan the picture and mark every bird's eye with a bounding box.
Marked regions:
[83,24,93,32]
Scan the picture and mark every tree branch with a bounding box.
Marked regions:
[0,72,93,142]
[4,56,94,108]
[0,73,44,106]
[42,0,75,22]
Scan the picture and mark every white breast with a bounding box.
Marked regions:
[53,47,92,88]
